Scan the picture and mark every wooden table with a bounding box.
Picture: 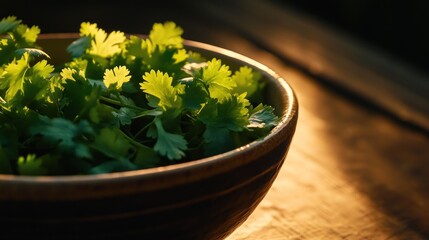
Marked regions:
[176,1,429,239]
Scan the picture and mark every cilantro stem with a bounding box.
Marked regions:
[119,130,150,149]
[134,120,154,139]
[195,78,211,97]
[100,96,146,111]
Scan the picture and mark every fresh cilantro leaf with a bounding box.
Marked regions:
[17,154,48,176]
[10,60,56,112]
[173,49,188,64]
[180,79,208,110]
[0,53,54,104]
[202,126,234,156]
[140,70,182,111]
[79,22,99,36]
[153,117,187,160]
[198,95,249,131]
[0,16,21,34]
[0,53,30,102]
[231,66,260,97]
[61,77,102,121]
[67,37,91,58]
[14,24,40,46]
[88,28,126,58]
[15,48,50,59]
[113,107,134,125]
[149,22,184,49]
[60,67,78,81]
[201,58,236,100]
[29,117,94,159]
[248,103,279,129]
[103,66,131,90]
[133,145,161,168]
[92,127,133,160]
[125,36,150,58]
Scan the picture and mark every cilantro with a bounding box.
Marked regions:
[201,58,235,100]
[140,70,183,111]
[149,22,184,49]
[153,117,187,160]
[0,17,279,176]
[103,66,131,90]
[0,16,21,34]
[88,29,126,58]
[17,154,48,176]
[248,103,279,129]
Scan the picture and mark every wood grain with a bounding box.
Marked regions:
[208,31,429,240]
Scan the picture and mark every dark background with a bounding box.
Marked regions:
[1,0,428,75]
[279,0,429,75]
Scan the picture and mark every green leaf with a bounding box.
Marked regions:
[17,154,48,176]
[173,49,188,64]
[67,37,91,58]
[79,22,99,36]
[202,126,234,156]
[14,24,40,45]
[231,66,260,97]
[180,79,208,110]
[29,117,94,159]
[201,58,235,100]
[0,38,16,66]
[0,53,29,101]
[149,22,184,49]
[62,78,102,121]
[92,127,133,160]
[0,16,21,34]
[88,28,126,58]
[63,58,88,79]
[133,145,161,168]
[110,94,142,125]
[125,36,150,58]
[140,70,182,111]
[60,67,78,81]
[15,48,50,59]
[198,95,249,131]
[153,117,187,160]
[9,60,57,113]
[103,66,131,90]
[248,103,279,129]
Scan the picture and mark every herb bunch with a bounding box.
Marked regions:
[0,16,278,175]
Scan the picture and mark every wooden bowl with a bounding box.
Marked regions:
[0,34,298,240]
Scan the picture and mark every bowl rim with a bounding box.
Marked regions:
[0,34,298,194]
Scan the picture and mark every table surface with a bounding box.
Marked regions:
[175,1,429,239]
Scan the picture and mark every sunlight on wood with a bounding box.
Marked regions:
[224,36,428,239]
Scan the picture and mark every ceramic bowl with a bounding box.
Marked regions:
[0,34,298,240]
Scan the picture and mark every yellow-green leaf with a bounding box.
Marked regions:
[149,22,183,49]
[103,66,131,90]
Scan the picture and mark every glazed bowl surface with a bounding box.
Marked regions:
[0,34,298,240]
